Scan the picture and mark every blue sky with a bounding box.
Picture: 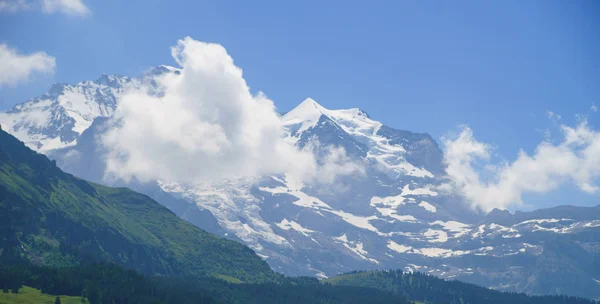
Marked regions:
[1,0,599,210]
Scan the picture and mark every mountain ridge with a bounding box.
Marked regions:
[2,69,599,298]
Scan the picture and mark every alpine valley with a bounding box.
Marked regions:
[2,67,599,300]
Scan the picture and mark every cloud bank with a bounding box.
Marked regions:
[0,44,56,86]
[0,0,89,16]
[443,122,600,212]
[101,37,362,185]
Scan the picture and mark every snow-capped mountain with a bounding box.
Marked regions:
[2,69,599,299]
[0,75,128,152]
[0,65,179,152]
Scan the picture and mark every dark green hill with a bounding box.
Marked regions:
[0,129,277,283]
[325,270,595,304]
[1,262,411,304]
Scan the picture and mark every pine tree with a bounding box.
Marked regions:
[55,296,62,304]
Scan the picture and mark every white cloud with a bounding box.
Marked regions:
[592,104,598,113]
[0,0,89,16]
[0,44,56,86]
[442,122,600,212]
[101,37,361,185]
[42,0,89,16]
[0,0,30,12]
[311,144,365,184]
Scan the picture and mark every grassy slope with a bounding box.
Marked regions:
[0,286,84,304]
[0,130,278,283]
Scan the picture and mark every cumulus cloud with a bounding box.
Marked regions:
[0,0,89,16]
[442,121,600,212]
[0,44,56,86]
[592,104,598,113]
[0,0,30,12]
[101,37,362,185]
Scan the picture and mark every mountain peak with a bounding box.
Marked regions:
[145,65,182,77]
[295,97,328,114]
[281,98,329,132]
[299,97,323,107]
[95,74,126,86]
[484,208,514,225]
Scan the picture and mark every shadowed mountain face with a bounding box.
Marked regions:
[2,70,599,298]
[0,129,278,283]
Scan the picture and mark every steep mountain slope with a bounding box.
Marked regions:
[0,129,277,283]
[2,70,600,298]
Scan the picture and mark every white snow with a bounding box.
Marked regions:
[275,219,315,237]
[418,201,437,213]
[431,220,470,232]
[342,242,379,264]
[334,234,349,243]
[431,220,471,238]
[375,207,417,223]
[259,185,332,210]
[516,218,573,226]
[281,98,327,134]
[327,209,381,233]
[388,240,471,258]
[370,193,406,208]
[423,229,449,243]
[401,184,438,196]
[333,233,378,264]
[484,223,521,238]
[387,240,413,253]
[530,223,578,234]
[473,246,494,256]
[261,178,386,235]
[416,247,456,258]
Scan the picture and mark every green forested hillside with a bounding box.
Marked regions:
[3,262,597,304]
[1,263,410,304]
[325,270,595,304]
[0,129,277,283]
